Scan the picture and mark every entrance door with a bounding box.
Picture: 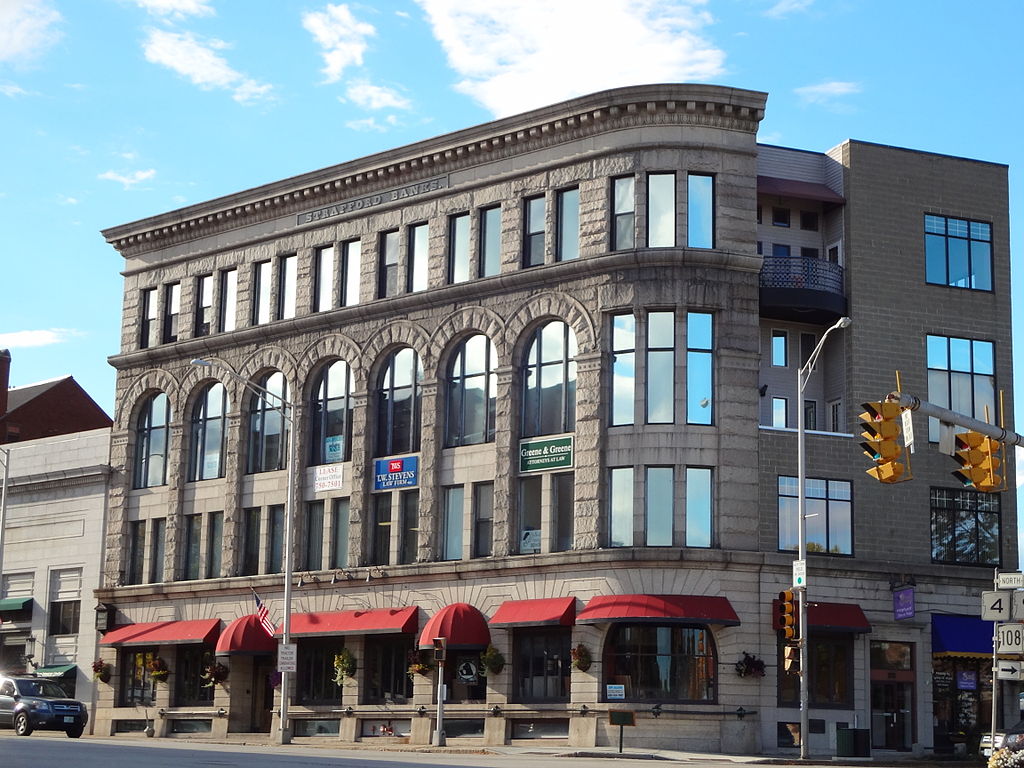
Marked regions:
[250,657,275,733]
[872,681,913,750]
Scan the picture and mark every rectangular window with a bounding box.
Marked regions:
[556,187,580,261]
[801,246,820,259]
[305,501,324,571]
[687,174,714,249]
[149,517,166,583]
[647,172,675,247]
[242,507,261,576]
[330,498,350,569]
[314,245,335,312]
[646,311,675,424]
[296,637,343,705]
[523,195,545,267]
[518,475,542,553]
[140,287,158,349]
[183,513,201,581]
[443,486,464,561]
[473,482,494,558]
[48,600,80,636]
[553,472,574,552]
[771,243,791,258]
[804,400,817,431]
[407,223,428,293]
[772,397,788,428]
[127,520,146,585]
[800,211,819,231]
[685,467,712,548]
[925,214,992,290]
[479,205,501,277]
[371,495,391,566]
[771,330,788,367]
[277,254,296,320]
[400,490,419,565]
[162,282,180,343]
[378,230,400,298]
[175,645,214,706]
[609,467,634,547]
[513,627,570,702]
[926,334,995,441]
[341,239,361,306]
[686,312,713,425]
[931,487,1000,566]
[799,332,816,367]
[778,476,852,555]
[772,207,790,227]
[645,466,674,546]
[206,511,223,579]
[268,504,285,573]
[218,268,237,332]
[448,213,470,284]
[779,636,853,707]
[611,314,636,426]
[120,649,158,707]
[828,400,842,433]
[194,274,213,337]
[612,176,635,250]
[364,635,413,704]
[252,260,272,325]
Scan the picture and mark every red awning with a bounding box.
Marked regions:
[577,594,740,626]
[418,603,490,649]
[771,600,871,633]
[215,614,278,655]
[757,175,845,204]
[283,607,418,638]
[100,618,221,647]
[490,597,576,628]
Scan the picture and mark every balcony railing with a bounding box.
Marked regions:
[759,256,846,322]
[759,256,844,294]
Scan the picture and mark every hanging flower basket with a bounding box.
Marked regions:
[91,659,112,683]
[734,651,766,678]
[147,656,169,683]
[479,644,505,675]
[200,662,229,688]
[570,643,592,672]
[406,650,434,679]
[333,649,356,685]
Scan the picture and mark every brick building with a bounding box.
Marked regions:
[94,84,1014,754]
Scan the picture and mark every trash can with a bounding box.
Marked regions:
[836,727,855,757]
[836,727,871,758]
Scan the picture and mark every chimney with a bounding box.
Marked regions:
[0,348,9,418]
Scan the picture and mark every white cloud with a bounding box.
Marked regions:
[98,168,157,189]
[57,194,78,205]
[0,84,27,97]
[302,4,377,83]
[413,0,726,117]
[0,0,62,65]
[142,28,273,104]
[134,0,215,19]
[794,80,862,105]
[0,329,83,349]
[765,0,813,18]
[346,81,411,110]
[345,116,395,132]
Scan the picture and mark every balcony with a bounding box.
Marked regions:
[759,255,847,323]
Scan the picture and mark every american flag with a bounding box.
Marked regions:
[253,591,276,638]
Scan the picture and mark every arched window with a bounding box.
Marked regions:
[376,348,422,457]
[247,371,289,474]
[603,624,716,702]
[521,320,577,437]
[189,383,227,481]
[445,334,497,447]
[134,392,171,489]
[311,360,354,464]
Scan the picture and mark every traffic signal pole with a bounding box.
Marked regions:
[887,392,1024,447]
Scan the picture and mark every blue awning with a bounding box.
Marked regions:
[932,614,993,658]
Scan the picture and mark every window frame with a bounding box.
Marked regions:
[313,244,335,313]
[555,186,580,262]
[162,282,180,344]
[686,173,714,249]
[252,260,272,325]
[924,213,993,291]
[930,486,1001,567]
[310,359,355,465]
[521,320,577,438]
[602,623,718,703]
[378,230,400,299]
[140,287,159,349]
[479,205,501,278]
[246,371,289,474]
[523,195,546,268]
[612,175,636,251]
[407,222,429,293]
[376,347,423,457]
[686,312,714,425]
[448,212,471,284]
[610,313,636,427]
[777,475,853,556]
[647,172,675,248]
[189,382,227,482]
[194,274,213,337]
[134,392,171,489]
[444,334,497,448]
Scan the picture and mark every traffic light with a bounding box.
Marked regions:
[778,590,798,641]
[783,643,801,675]
[432,637,447,662]
[860,401,906,483]
[952,431,1003,493]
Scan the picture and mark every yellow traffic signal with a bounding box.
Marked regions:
[860,401,906,483]
[777,590,798,641]
[952,431,1004,493]
[783,644,801,675]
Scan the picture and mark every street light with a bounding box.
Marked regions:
[0,446,10,598]
[795,315,850,759]
[191,358,299,745]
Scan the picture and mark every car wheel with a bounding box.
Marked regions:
[14,712,33,736]
[66,727,83,738]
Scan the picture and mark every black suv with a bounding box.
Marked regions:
[0,675,88,738]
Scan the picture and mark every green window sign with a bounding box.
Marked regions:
[519,436,574,473]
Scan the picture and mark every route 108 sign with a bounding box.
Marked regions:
[997,623,1024,654]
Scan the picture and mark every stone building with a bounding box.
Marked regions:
[94,83,1014,754]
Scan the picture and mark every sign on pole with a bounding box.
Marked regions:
[902,410,915,453]
[278,642,297,672]
[997,661,1024,681]
[998,573,1024,589]
[997,624,1024,654]
[793,559,807,589]
[983,590,1012,622]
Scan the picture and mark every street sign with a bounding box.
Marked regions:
[983,590,1012,621]
[793,559,807,589]
[1014,592,1024,620]
[997,624,1024,654]
[278,642,297,673]
[999,573,1024,589]
[902,410,914,453]
[998,662,1024,681]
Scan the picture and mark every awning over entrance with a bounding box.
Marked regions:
[771,600,872,633]
[757,175,845,204]
[577,594,740,626]
[418,603,490,649]
[0,597,33,612]
[933,614,993,658]
[216,614,278,655]
[99,618,221,647]
[34,663,77,678]
[285,607,418,638]
[490,597,576,628]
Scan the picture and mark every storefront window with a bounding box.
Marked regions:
[779,635,853,707]
[513,628,570,702]
[296,637,343,705]
[120,648,157,706]
[363,636,413,704]
[602,624,716,702]
[175,646,214,706]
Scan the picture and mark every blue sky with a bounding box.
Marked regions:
[1,2,1022,441]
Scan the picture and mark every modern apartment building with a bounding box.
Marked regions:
[95,83,1014,754]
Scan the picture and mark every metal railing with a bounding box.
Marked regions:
[759,256,844,294]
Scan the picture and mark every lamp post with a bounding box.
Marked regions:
[0,446,9,596]
[795,315,850,759]
[191,359,298,744]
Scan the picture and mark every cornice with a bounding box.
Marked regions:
[102,84,767,258]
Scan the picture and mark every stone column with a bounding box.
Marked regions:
[348,392,370,566]
[491,366,515,557]
[416,379,439,562]
[573,351,603,550]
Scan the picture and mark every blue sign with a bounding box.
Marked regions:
[957,670,977,691]
[893,586,915,620]
[373,456,419,491]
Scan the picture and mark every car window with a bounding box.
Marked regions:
[14,679,66,697]
[0,681,14,696]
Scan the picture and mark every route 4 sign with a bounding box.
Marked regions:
[984,591,1013,621]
